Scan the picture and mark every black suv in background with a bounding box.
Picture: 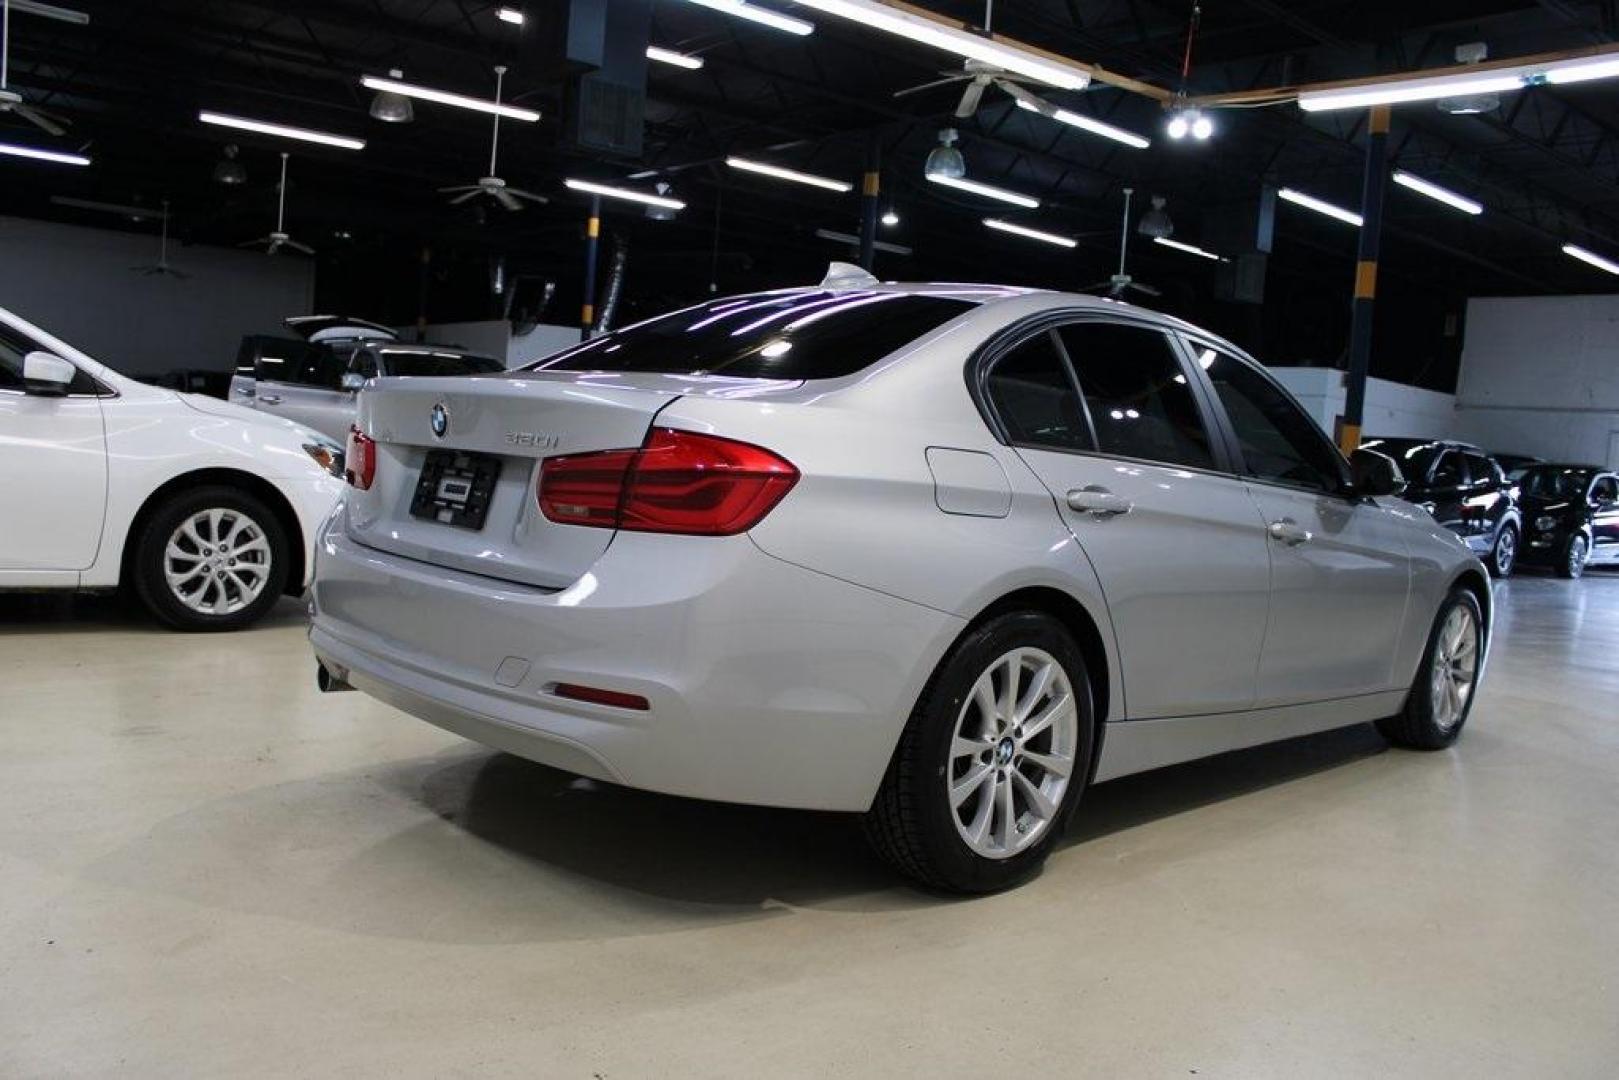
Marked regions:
[1516,465,1619,578]
[1360,437,1522,577]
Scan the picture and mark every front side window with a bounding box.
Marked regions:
[1430,451,1466,488]
[532,290,972,380]
[1464,453,1500,488]
[1593,476,1619,504]
[1200,345,1346,492]
[0,324,98,394]
[291,348,347,391]
[1055,322,1214,470]
[984,331,1091,451]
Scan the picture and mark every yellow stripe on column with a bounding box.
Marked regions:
[862,171,880,196]
[1354,260,1378,299]
[581,304,594,324]
[1337,421,1362,456]
[587,217,600,238]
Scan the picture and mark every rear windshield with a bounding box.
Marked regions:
[529,291,973,380]
[383,351,504,377]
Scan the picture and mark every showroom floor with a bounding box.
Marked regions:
[2,575,1615,1078]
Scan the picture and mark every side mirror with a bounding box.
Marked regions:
[1350,447,1405,498]
[22,351,77,397]
[340,372,366,392]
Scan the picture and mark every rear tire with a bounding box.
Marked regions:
[1487,523,1517,578]
[864,611,1095,894]
[1556,534,1588,579]
[1377,587,1483,750]
[131,486,290,631]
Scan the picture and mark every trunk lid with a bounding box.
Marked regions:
[346,371,803,588]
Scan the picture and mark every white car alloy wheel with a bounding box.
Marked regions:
[947,647,1078,858]
[163,508,273,615]
[1493,527,1516,576]
[1429,604,1480,733]
[1565,535,1588,579]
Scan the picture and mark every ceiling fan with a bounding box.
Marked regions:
[0,0,72,135]
[132,200,190,279]
[1082,187,1163,300]
[241,153,315,256]
[890,2,1067,120]
[439,65,548,212]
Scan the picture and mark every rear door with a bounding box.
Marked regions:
[1463,451,1510,548]
[1424,449,1472,544]
[1189,341,1411,704]
[983,319,1270,719]
[253,345,350,440]
[1591,475,1619,563]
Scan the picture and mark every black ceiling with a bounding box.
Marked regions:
[4,0,1619,389]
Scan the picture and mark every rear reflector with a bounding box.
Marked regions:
[345,425,377,490]
[552,682,650,711]
[539,427,798,536]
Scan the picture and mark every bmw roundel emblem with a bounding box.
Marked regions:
[429,403,449,439]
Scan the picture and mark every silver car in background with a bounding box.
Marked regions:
[310,278,1492,892]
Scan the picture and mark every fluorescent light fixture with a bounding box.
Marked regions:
[1153,236,1223,261]
[984,218,1076,248]
[1299,72,1524,112]
[727,156,851,192]
[0,140,90,165]
[1014,99,1149,148]
[496,6,524,24]
[791,0,1090,90]
[1392,170,1483,215]
[198,111,365,150]
[646,45,705,69]
[51,196,153,217]
[682,0,814,35]
[13,1,89,23]
[926,172,1039,208]
[1278,187,1363,227]
[565,178,686,210]
[1545,56,1619,85]
[814,227,912,255]
[1562,243,1619,275]
[358,76,540,122]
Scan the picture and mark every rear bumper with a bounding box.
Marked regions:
[309,512,962,811]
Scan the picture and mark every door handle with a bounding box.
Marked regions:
[1268,518,1313,545]
[257,394,283,405]
[1066,486,1133,518]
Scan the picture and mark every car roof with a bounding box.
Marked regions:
[1363,437,1483,453]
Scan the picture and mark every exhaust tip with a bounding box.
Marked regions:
[316,662,354,693]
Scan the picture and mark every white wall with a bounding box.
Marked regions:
[510,323,585,367]
[395,320,581,368]
[1452,295,1619,468]
[0,215,314,377]
[1269,366,1458,440]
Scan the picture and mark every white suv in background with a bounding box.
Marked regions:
[0,304,343,630]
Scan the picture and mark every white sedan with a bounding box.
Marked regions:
[0,305,343,630]
[311,276,1491,891]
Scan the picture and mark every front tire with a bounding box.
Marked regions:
[865,611,1095,893]
[1488,523,1517,578]
[1377,587,1483,750]
[1556,534,1588,579]
[131,486,290,631]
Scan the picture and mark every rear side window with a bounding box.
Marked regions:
[533,291,972,380]
[382,351,505,377]
[984,331,1091,451]
[1056,323,1214,470]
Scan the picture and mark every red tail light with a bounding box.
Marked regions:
[345,425,377,490]
[539,428,798,536]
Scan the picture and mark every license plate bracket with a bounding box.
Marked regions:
[410,450,502,530]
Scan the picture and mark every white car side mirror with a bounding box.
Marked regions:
[23,351,77,396]
[340,372,366,392]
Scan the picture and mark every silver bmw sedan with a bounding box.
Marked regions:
[310,276,1490,893]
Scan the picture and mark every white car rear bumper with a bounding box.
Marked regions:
[310,516,963,811]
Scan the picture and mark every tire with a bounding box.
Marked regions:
[1556,534,1589,580]
[864,611,1096,893]
[1377,587,1484,750]
[131,485,290,631]
[1487,523,1517,578]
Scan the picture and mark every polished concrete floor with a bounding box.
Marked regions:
[2,574,1616,1078]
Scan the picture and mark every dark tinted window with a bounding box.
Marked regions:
[1593,476,1619,504]
[252,338,339,388]
[534,291,971,380]
[1056,322,1213,470]
[381,351,505,377]
[1430,450,1465,488]
[1464,453,1500,487]
[1201,346,1345,492]
[985,332,1090,451]
[1521,466,1595,500]
[350,350,379,380]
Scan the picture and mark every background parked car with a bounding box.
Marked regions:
[1,303,343,630]
[1516,465,1619,578]
[1362,437,1522,576]
[229,316,503,441]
